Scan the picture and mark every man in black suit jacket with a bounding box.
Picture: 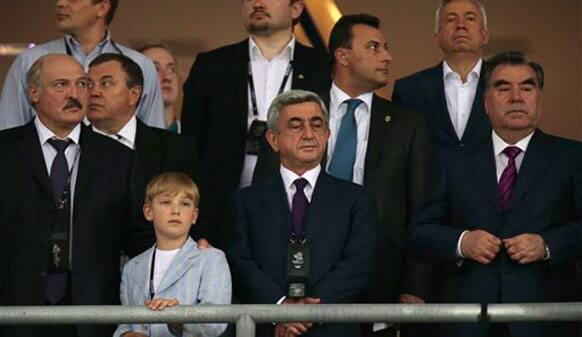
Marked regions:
[392,0,491,150]
[227,90,377,337]
[408,52,582,337]
[86,53,199,224]
[321,14,433,337]
[181,0,331,248]
[0,54,151,337]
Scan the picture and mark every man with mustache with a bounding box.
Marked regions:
[408,51,582,337]
[0,0,166,130]
[0,54,152,337]
[86,53,199,229]
[227,89,377,337]
[392,0,491,151]
[181,0,331,249]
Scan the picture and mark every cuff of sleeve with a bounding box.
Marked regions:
[456,230,469,258]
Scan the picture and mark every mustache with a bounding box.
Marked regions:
[251,9,270,17]
[64,98,83,110]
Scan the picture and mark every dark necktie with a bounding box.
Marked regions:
[498,146,522,209]
[291,178,309,240]
[48,138,72,199]
[328,99,362,181]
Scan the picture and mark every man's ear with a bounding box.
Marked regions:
[266,129,279,153]
[28,85,40,106]
[95,0,110,21]
[129,85,142,107]
[335,47,350,68]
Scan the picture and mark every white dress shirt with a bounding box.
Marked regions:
[456,130,535,258]
[326,83,373,185]
[443,59,483,140]
[279,164,320,209]
[35,117,82,268]
[91,116,137,150]
[239,37,296,188]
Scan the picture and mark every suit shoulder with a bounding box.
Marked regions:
[374,95,425,123]
[544,133,582,158]
[195,40,246,61]
[84,128,134,158]
[395,64,441,85]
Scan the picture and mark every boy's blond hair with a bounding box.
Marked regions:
[145,172,200,207]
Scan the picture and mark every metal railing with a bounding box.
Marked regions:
[1,303,581,337]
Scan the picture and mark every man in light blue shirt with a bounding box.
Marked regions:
[0,0,165,130]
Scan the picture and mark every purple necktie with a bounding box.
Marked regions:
[291,178,309,240]
[498,146,522,209]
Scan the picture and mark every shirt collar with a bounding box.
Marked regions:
[249,35,296,62]
[330,82,373,113]
[91,116,137,149]
[65,31,111,52]
[280,164,321,191]
[491,129,534,157]
[35,117,81,145]
[443,58,483,81]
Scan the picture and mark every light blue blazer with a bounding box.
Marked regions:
[113,237,232,337]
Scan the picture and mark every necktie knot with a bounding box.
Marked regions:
[345,99,363,114]
[48,138,72,153]
[294,178,308,192]
[503,146,521,160]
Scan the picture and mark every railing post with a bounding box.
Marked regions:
[236,314,255,337]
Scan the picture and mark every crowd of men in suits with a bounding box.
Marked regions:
[0,0,581,337]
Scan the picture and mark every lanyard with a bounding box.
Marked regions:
[149,246,157,300]
[56,146,81,208]
[247,61,293,116]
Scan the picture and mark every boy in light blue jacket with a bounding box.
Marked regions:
[114,172,231,337]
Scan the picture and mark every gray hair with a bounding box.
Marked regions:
[267,89,329,131]
[434,0,488,33]
[26,54,60,89]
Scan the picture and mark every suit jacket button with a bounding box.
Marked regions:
[40,271,47,278]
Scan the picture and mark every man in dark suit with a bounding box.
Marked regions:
[181,0,331,248]
[392,0,491,150]
[407,52,582,337]
[86,53,199,223]
[227,89,377,337]
[0,54,152,337]
[323,14,432,337]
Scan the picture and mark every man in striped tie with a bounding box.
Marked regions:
[408,51,582,337]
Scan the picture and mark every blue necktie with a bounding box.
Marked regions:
[329,99,362,181]
[48,138,72,199]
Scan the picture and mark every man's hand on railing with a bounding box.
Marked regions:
[398,293,425,304]
[121,332,149,337]
[145,298,179,310]
[275,297,321,337]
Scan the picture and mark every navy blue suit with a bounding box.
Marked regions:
[181,39,331,248]
[227,170,377,337]
[392,63,491,150]
[408,130,582,337]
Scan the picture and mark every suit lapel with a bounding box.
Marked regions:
[422,63,459,144]
[508,130,554,209]
[461,66,489,142]
[156,238,200,294]
[465,140,502,211]
[74,126,98,198]
[364,95,393,180]
[258,175,293,238]
[291,43,313,91]
[304,172,339,240]
[134,120,164,180]
[14,122,53,197]
[230,39,250,138]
